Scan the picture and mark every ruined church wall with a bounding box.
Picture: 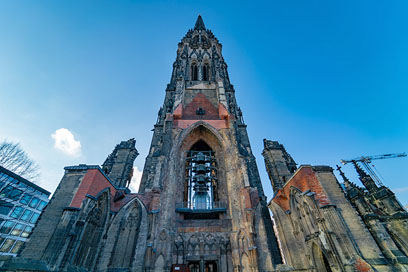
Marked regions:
[268,201,310,270]
[314,169,387,264]
[97,197,149,271]
[19,169,87,261]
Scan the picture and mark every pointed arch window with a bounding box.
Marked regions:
[191,63,198,81]
[184,140,217,210]
[202,63,210,81]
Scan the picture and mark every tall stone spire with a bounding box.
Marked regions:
[138,16,283,270]
[194,15,206,30]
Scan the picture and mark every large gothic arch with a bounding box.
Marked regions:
[72,188,110,270]
[175,123,229,215]
[178,121,224,153]
[97,196,149,270]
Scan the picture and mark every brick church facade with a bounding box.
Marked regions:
[2,16,408,272]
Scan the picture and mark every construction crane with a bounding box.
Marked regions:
[340,152,407,187]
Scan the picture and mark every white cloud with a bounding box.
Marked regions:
[393,187,408,193]
[129,166,143,193]
[51,128,81,157]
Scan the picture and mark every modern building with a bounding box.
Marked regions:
[0,166,50,257]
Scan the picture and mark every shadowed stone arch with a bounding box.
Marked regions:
[97,196,149,271]
[176,123,227,211]
[289,187,322,237]
[174,234,185,264]
[108,199,142,269]
[188,234,200,256]
[72,189,110,270]
[289,187,304,236]
[178,121,224,153]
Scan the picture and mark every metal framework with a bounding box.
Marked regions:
[341,152,407,187]
[185,150,217,210]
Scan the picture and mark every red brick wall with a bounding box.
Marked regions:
[182,93,219,120]
[70,169,117,208]
[272,166,330,212]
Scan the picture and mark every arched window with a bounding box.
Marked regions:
[185,140,217,210]
[191,63,198,81]
[202,63,210,81]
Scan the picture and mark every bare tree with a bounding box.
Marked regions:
[0,140,40,181]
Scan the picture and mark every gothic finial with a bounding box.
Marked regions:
[352,161,368,179]
[352,161,378,193]
[336,164,350,187]
[194,15,206,30]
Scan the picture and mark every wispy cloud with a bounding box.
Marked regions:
[129,166,143,193]
[51,128,81,157]
[393,187,408,193]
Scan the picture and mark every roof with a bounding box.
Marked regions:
[0,165,51,196]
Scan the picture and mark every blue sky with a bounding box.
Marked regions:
[0,1,407,204]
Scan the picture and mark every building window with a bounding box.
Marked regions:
[29,197,40,208]
[0,239,15,253]
[0,221,14,234]
[196,107,205,115]
[0,200,12,215]
[10,207,24,219]
[10,240,24,254]
[0,173,5,187]
[29,212,40,224]
[10,223,24,236]
[20,209,33,222]
[0,185,23,201]
[20,194,32,205]
[37,200,47,210]
[191,63,198,81]
[202,63,210,81]
[21,226,32,238]
[185,140,217,210]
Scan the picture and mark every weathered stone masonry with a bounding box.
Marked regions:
[4,15,406,272]
[264,139,408,272]
[1,16,283,272]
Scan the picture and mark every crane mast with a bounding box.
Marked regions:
[340,152,407,187]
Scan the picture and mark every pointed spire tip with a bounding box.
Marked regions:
[194,15,206,30]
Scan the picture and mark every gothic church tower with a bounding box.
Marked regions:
[1,16,283,272]
[140,16,282,271]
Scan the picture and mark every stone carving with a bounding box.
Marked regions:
[159,229,167,241]
[174,235,184,247]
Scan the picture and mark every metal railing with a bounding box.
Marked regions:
[175,201,227,212]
